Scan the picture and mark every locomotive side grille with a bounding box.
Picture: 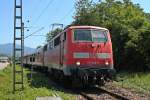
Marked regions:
[97,53,111,58]
[73,52,89,58]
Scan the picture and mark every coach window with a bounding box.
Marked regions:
[30,57,35,62]
[44,45,48,51]
[30,57,32,62]
[49,41,53,49]
[54,36,60,47]
[52,41,54,48]
[49,42,51,49]
[33,57,35,62]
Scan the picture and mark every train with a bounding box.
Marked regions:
[23,26,116,86]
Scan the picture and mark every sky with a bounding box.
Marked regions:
[0,0,150,48]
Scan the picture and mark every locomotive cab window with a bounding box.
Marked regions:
[92,30,107,42]
[74,30,92,41]
[74,29,107,42]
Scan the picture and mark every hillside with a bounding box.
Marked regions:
[0,43,35,57]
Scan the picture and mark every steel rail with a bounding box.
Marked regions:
[95,86,129,100]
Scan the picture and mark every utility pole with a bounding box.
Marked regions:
[13,0,24,92]
[22,22,24,60]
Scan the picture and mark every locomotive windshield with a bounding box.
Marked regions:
[74,29,107,42]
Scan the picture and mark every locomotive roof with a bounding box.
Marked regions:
[68,26,108,30]
[24,26,109,57]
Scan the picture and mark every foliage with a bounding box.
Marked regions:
[114,71,150,95]
[46,28,63,42]
[36,45,42,49]
[0,66,76,100]
[73,0,150,71]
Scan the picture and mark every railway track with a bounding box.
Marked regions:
[96,86,129,100]
[77,86,130,100]
[29,69,149,100]
[48,77,129,100]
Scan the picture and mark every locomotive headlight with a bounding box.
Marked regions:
[76,61,80,66]
[105,61,109,66]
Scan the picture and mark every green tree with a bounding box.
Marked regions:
[36,45,42,49]
[46,28,63,42]
[73,0,150,71]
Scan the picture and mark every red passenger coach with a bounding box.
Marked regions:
[24,26,115,86]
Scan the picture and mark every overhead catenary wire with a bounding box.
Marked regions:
[24,27,44,39]
[32,0,54,25]
[24,0,42,29]
[28,0,42,20]
[31,0,75,29]
[41,6,75,33]
[31,35,46,37]
[24,0,54,38]
[26,1,75,40]
[59,6,74,22]
[31,0,42,15]
[43,6,75,30]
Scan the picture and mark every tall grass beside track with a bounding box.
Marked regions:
[0,65,76,100]
[114,71,150,95]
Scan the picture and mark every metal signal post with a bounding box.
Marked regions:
[13,0,24,92]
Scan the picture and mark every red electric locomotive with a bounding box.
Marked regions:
[23,26,115,86]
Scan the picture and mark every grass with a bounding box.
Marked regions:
[113,71,150,95]
[1,65,150,99]
[0,65,76,100]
